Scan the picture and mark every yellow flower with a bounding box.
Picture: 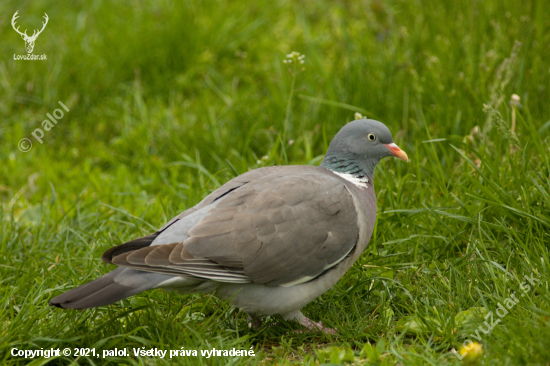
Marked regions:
[459,342,482,364]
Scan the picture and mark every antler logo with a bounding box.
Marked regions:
[12,11,49,54]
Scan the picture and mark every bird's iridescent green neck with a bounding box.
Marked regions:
[320,154,377,181]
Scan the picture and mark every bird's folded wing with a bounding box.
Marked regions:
[105,169,360,287]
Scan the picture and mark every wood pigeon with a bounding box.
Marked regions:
[49,119,408,334]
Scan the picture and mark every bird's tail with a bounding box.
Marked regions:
[49,267,175,309]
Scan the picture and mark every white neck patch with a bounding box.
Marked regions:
[332,171,369,188]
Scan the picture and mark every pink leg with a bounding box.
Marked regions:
[283,310,338,335]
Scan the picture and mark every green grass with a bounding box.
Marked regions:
[1,0,550,364]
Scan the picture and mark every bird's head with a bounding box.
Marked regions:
[321,119,408,180]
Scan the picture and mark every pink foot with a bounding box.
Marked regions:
[298,317,338,335]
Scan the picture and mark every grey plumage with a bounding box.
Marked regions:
[48,267,177,309]
[49,119,408,333]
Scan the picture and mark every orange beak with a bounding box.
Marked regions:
[384,143,408,162]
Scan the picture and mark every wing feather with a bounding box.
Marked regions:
[103,167,360,287]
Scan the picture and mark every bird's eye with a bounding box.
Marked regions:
[367,133,376,141]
